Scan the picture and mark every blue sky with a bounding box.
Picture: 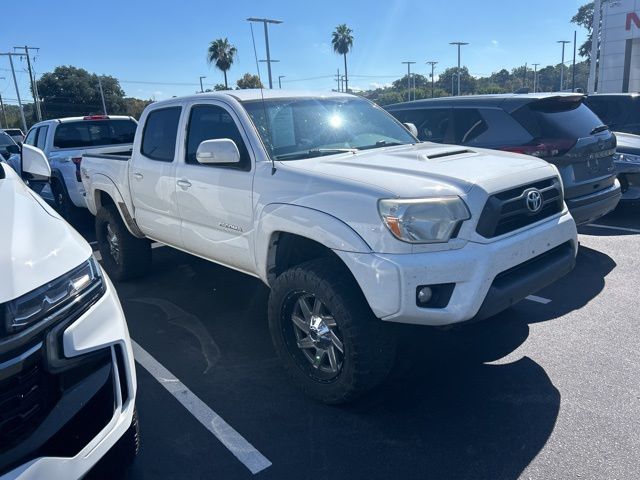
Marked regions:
[1,0,588,103]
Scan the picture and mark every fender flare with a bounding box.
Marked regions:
[255,203,372,282]
[90,175,145,238]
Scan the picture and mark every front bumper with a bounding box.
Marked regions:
[1,274,136,480]
[336,211,577,326]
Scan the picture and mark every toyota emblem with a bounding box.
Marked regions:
[525,188,543,213]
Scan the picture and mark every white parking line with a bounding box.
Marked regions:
[586,223,640,234]
[526,295,552,304]
[131,340,272,474]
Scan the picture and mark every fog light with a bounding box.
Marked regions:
[417,286,433,305]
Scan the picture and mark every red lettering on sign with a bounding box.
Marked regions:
[626,12,640,30]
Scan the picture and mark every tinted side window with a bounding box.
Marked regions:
[452,109,488,144]
[391,108,452,143]
[24,128,38,146]
[35,126,48,150]
[141,107,182,162]
[186,105,250,170]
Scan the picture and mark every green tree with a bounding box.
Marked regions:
[207,38,237,89]
[36,66,126,119]
[236,73,264,89]
[436,67,476,95]
[572,2,594,58]
[331,24,354,92]
[122,97,153,119]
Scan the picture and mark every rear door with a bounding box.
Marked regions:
[174,100,256,273]
[509,96,617,201]
[389,108,454,143]
[129,105,183,246]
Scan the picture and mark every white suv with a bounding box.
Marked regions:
[0,148,138,479]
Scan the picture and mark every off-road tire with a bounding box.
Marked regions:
[268,258,397,404]
[95,204,150,281]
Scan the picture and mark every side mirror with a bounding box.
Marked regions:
[404,122,419,138]
[21,144,51,181]
[6,144,20,155]
[196,139,240,165]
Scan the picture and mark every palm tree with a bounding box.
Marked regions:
[207,38,237,89]
[331,24,354,92]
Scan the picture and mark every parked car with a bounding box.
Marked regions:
[1,128,25,144]
[386,93,621,225]
[610,131,640,203]
[23,115,137,221]
[584,93,640,135]
[0,131,18,160]
[81,90,578,404]
[0,149,139,479]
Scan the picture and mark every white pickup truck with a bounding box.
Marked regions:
[81,90,578,403]
[23,115,137,221]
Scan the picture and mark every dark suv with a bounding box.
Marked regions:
[386,93,621,225]
[584,93,640,135]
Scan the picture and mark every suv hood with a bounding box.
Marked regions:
[282,142,555,198]
[0,164,92,302]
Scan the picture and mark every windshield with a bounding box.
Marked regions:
[242,97,416,160]
[53,119,137,149]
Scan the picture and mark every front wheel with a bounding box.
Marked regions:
[268,258,396,404]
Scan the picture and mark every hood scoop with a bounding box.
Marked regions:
[423,148,475,160]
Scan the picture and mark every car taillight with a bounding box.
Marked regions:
[72,157,82,181]
[498,139,576,158]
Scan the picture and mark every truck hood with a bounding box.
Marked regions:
[614,132,640,153]
[281,142,553,198]
[0,164,92,302]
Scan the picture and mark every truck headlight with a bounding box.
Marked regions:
[378,197,471,243]
[613,152,640,164]
[2,256,104,335]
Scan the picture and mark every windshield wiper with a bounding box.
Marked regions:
[358,140,407,151]
[275,148,358,160]
[590,124,609,135]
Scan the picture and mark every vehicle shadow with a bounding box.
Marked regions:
[577,203,640,236]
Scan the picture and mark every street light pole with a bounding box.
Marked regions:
[532,63,540,93]
[449,41,469,96]
[426,61,438,98]
[557,40,570,91]
[401,61,416,101]
[199,76,206,93]
[247,17,283,89]
[278,75,285,89]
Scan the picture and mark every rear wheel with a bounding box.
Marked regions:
[268,258,396,404]
[95,205,151,281]
[51,178,82,224]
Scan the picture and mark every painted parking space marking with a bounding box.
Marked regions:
[131,340,272,475]
[586,223,640,234]
[525,295,552,304]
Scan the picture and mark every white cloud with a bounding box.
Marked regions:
[491,40,499,46]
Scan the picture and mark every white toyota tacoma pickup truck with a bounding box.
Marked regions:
[81,90,578,403]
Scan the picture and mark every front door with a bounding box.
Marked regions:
[175,101,256,274]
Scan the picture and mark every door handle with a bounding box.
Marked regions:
[177,179,192,188]
[133,172,143,180]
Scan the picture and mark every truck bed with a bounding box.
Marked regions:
[81,151,133,216]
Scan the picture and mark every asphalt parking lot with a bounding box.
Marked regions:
[76,204,640,480]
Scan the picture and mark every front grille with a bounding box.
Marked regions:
[0,350,58,450]
[476,177,563,238]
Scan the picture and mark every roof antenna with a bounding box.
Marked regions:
[250,22,276,175]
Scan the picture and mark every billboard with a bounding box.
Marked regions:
[597,0,640,92]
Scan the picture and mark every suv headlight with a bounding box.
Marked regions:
[613,152,640,164]
[2,256,104,336]
[378,197,471,244]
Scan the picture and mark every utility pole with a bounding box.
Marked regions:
[588,0,602,93]
[247,17,283,89]
[0,76,5,128]
[341,75,346,93]
[199,76,206,93]
[523,63,527,88]
[572,30,577,92]
[1,53,27,132]
[13,46,41,122]
[97,76,108,115]
[450,41,469,96]
[426,61,438,98]
[557,40,570,91]
[532,63,540,93]
[335,69,341,92]
[278,75,285,89]
[401,61,416,101]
